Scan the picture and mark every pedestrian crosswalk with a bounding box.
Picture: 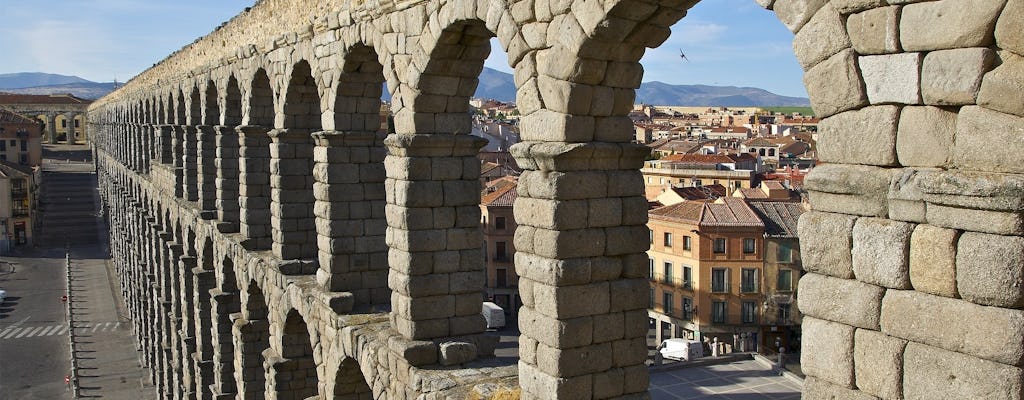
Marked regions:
[0,321,121,340]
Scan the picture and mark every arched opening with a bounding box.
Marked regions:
[204,81,220,126]
[269,310,317,399]
[217,76,244,230]
[270,60,319,260]
[238,68,275,250]
[332,358,371,399]
[212,256,241,396]
[314,43,390,305]
[236,281,271,399]
[225,76,243,126]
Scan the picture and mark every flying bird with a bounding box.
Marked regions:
[679,49,690,62]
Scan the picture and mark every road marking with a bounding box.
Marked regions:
[0,322,121,340]
[0,327,21,339]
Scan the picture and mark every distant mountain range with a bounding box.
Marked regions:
[0,73,117,100]
[3,70,810,106]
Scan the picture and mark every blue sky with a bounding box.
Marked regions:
[0,0,806,97]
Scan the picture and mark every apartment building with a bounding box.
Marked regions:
[480,176,520,319]
[647,197,765,348]
[749,201,806,353]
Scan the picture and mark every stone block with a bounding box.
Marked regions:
[904,342,1024,400]
[917,169,1024,213]
[896,106,957,168]
[801,317,855,388]
[518,304,594,349]
[805,164,892,217]
[900,0,1007,51]
[880,289,1024,366]
[798,211,856,279]
[909,224,960,298]
[536,341,612,377]
[977,51,1024,117]
[887,168,929,223]
[832,0,885,14]
[818,105,899,166]
[802,377,879,400]
[953,106,1024,174]
[956,232,1024,308]
[859,53,922,104]
[773,0,829,32]
[518,361,592,399]
[922,48,996,105]
[803,49,869,118]
[846,6,900,55]
[854,329,906,399]
[852,217,914,289]
[437,341,477,366]
[532,280,610,319]
[798,273,885,330]
[997,0,1024,55]
[927,206,1024,236]
[793,4,850,70]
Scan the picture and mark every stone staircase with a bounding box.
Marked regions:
[37,168,100,247]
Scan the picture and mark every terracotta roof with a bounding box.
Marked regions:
[748,201,806,238]
[650,197,764,228]
[481,161,500,175]
[481,177,517,207]
[668,184,727,201]
[0,93,92,105]
[743,137,777,147]
[0,108,40,124]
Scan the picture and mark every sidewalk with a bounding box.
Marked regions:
[67,244,155,400]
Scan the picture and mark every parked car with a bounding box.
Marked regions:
[481,302,505,330]
[0,288,6,303]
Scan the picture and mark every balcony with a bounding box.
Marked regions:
[650,273,692,290]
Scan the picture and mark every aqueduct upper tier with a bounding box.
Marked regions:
[90,0,1024,398]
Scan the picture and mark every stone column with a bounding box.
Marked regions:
[215,126,240,233]
[46,114,57,144]
[231,316,269,399]
[383,134,489,351]
[66,113,77,145]
[197,125,218,219]
[209,290,239,399]
[511,141,652,399]
[183,126,199,202]
[171,126,185,198]
[237,126,272,250]
[268,128,316,261]
[192,268,216,399]
[157,125,174,164]
[312,131,388,304]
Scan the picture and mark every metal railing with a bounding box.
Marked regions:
[650,273,692,289]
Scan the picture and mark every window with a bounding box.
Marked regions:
[713,238,726,253]
[778,269,793,291]
[768,148,776,157]
[495,216,506,230]
[649,229,654,244]
[777,241,793,263]
[0,141,6,151]
[693,178,702,187]
[664,232,673,247]
[682,297,693,320]
[734,181,742,189]
[19,140,25,151]
[61,120,67,128]
[741,268,758,293]
[660,178,666,184]
[74,119,80,128]
[482,240,488,260]
[496,268,508,288]
[9,140,15,147]
[650,288,655,310]
[495,241,508,262]
[712,268,728,293]
[742,301,757,324]
[743,238,756,254]
[663,262,673,284]
[663,292,674,314]
[778,303,792,324]
[682,265,692,289]
[682,236,691,251]
[712,301,727,323]
[648,258,655,279]
[647,177,653,183]
[18,154,26,165]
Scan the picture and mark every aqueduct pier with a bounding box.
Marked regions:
[90,0,1024,398]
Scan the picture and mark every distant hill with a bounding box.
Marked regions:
[4,82,117,100]
[472,67,810,107]
[0,73,92,90]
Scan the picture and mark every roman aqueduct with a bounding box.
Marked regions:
[89,0,1024,398]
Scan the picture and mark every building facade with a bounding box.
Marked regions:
[480,176,520,320]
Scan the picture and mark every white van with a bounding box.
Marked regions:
[481,302,505,330]
[660,338,704,361]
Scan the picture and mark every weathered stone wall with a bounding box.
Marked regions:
[89,0,1024,398]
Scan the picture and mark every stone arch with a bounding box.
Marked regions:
[175,89,187,125]
[247,68,275,127]
[331,357,371,399]
[268,309,317,399]
[333,43,386,133]
[236,280,271,399]
[188,86,202,126]
[204,80,220,126]
[281,59,322,131]
[224,76,243,126]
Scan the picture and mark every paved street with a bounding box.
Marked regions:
[0,144,152,400]
[650,359,802,400]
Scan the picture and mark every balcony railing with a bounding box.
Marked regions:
[711,283,730,293]
[740,283,759,293]
[650,273,692,289]
[651,302,694,321]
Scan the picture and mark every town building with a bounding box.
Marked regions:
[0,108,42,251]
[642,153,758,199]
[0,93,91,144]
[0,107,44,166]
[748,201,806,353]
[647,197,766,350]
[480,176,520,319]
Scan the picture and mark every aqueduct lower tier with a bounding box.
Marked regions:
[91,0,1024,398]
